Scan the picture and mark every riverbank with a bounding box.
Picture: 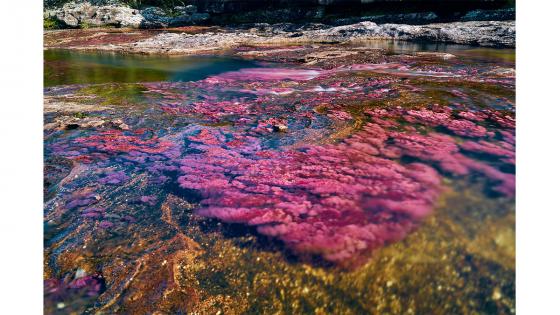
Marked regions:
[44,19,515,59]
[44,1,514,28]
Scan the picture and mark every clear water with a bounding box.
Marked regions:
[44,49,262,87]
[44,43,515,314]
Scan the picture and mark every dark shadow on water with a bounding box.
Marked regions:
[197,215,339,269]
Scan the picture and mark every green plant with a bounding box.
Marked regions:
[78,21,91,29]
[43,17,63,30]
[72,112,88,119]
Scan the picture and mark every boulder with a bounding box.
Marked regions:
[334,12,439,26]
[51,1,143,28]
[47,1,208,29]
[461,8,515,22]
[302,20,515,47]
[140,6,209,28]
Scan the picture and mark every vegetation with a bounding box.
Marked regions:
[43,17,64,29]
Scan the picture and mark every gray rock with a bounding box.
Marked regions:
[334,12,439,26]
[44,115,130,131]
[302,21,515,47]
[140,6,209,28]
[47,1,208,29]
[141,6,167,18]
[139,6,171,28]
[61,13,80,27]
[174,5,198,14]
[51,1,143,28]
[191,13,210,22]
[461,8,515,22]
[272,124,288,132]
[118,20,513,55]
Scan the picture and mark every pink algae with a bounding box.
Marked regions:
[446,119,489,138]
[364,107,515,196]
[327,110,353,121]
[74,130,175,155]
[206,68,322,82]
[403,109,490,138]
[178,127,442,266]
[460,140,515,164]
[387,132,514,195]
[164,96,515,266]
[204,63,458,84]
[44,61,515,267]
[45,274,104,300]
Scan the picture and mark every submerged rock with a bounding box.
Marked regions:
[44,115,129,131]
[272,123,288,132]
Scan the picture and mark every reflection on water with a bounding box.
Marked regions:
[44,50,261,87]
[352,40,515,63]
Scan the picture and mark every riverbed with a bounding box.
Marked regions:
[44,40,515,314]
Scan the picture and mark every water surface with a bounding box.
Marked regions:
[44,50,261,87]
[43,42,515,315]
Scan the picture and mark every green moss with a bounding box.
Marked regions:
[78,21,91,29]
[78,83,148,106]
[72,112,88,119]
[44,17,63,30]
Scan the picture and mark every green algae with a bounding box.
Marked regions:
[43,17,64,30]
[77,83,148,106]
[44,50,260,87]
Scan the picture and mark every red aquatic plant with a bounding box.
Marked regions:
[74,130,175,155]
[44,60,515,269]
[460,140,515,164]
[172,96,516,265]
[99,170,129,185]
[178,127,442,266]
[327,110,353,121]
[206,68,323,82]
[45,273,104,300]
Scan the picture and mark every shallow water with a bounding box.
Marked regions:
[44,50,261,87]
[44,43,515,314]
[351,40,515,64]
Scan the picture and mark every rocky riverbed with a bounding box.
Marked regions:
[43,0,516,311]
[44,34,515,313]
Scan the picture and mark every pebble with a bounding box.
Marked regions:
[273,124,288,132]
